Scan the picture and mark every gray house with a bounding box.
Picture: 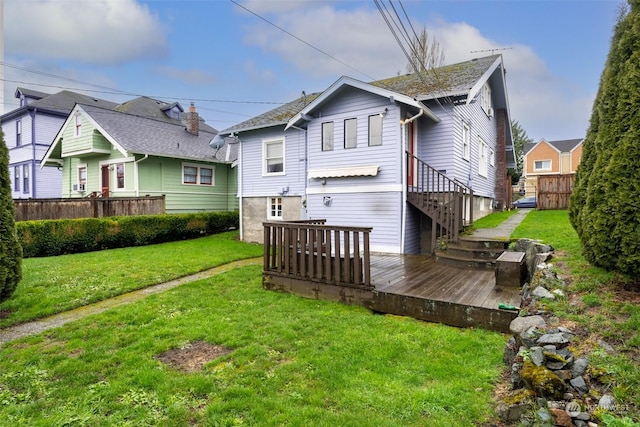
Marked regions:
[1,87,117,199]
[213,54,515,254]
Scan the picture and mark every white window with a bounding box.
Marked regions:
[344,118,357,149]
[16,120,22,146]
[263,138,285,175]
[490,148,495,167]
[268,197,283,220]
[481,83,492,116]
[462,122,470,161]
[534,160,552,171]
[78,165,87,186]
[322,121,334,151]
[368,115,383,146]
[116,163,125,189]
[14,166,20,191]
[74,113,82,137]
[182,163,215,185]
[478,138,488,177]
[22,164,29,194]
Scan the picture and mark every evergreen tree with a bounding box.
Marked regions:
[0,129,22,301]
[509,120,533,183]
[569,1,640,276]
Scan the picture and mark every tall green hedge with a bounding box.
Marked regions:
[17,211,238,258]
[0,130,23,302]
[569,1,640,276]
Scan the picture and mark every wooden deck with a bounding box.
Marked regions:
[264,253,522,333]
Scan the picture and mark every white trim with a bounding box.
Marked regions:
[307,165,379,179]
[462,122,470,161]
[262,137,285,176]
[285,76,440,130]
[267,196,283,220]
[534,159,552,171]
[181,161,215,186]
[307,183,402,194]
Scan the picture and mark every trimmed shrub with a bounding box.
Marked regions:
[0,129,23,301]
[17,211,239,258]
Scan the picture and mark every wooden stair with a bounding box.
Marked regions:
[406,152,473,254]
[435,237,509,270]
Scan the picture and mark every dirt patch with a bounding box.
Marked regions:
[156,341,232,373]
[0,309,13,319]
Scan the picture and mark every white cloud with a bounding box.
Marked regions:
[5,0,168,65]
[239,3,594,139]
[155,66,217,85]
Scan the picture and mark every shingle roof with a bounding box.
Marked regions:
[15,87,50,100]
[221,55,500,134]
[79,104,226,163]
[525,138,583,155]
[30,90,118,114]
[547,138,583,152]
[113,97,218,134]
[370,54,500,100]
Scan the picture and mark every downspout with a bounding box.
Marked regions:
[30,109,37,197]
[134,154,148,196]
[400,108,424,253]
[290,125,308,220]
[238,140,243,241]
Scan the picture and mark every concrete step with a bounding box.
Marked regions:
[456,236,510,251]
[435,250,496,271]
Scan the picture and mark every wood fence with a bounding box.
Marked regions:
[537,175,575,210]
[14,196,166,221]
[263,220,372,289]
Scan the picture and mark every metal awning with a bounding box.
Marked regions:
[307,165,380,179]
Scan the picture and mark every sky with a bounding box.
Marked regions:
[0,0,622,142]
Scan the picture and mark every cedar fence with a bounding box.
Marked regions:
[537,175,575,210]
[14,196,166,221]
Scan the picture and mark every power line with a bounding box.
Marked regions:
[229,0,379,82]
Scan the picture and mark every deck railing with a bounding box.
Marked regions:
[406,152,473,251]
[263,221,372,289]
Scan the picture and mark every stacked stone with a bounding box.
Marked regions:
[497,240,619,426]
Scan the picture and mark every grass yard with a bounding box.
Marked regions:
[0,264,505,426]
[0,231,263,328]
[512,210,640,422]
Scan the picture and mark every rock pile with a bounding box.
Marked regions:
[497,239,618,426]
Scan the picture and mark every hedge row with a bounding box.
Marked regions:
[17,211,239,258]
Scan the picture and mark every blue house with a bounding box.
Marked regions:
[213,54,514,255]
[1,88,117,199]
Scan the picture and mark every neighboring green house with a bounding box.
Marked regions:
[41,98,238,213]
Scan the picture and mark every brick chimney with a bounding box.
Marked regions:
[186,102,199,136]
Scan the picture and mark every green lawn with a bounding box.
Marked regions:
[0,231,263,328]
[0,264,505,426]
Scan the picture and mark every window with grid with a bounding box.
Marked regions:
[268,197,283,220]
[183,164,215,185]
[74,113,82,137]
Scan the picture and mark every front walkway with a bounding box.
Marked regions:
[0,257,262,347]
[468,208,531,239]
